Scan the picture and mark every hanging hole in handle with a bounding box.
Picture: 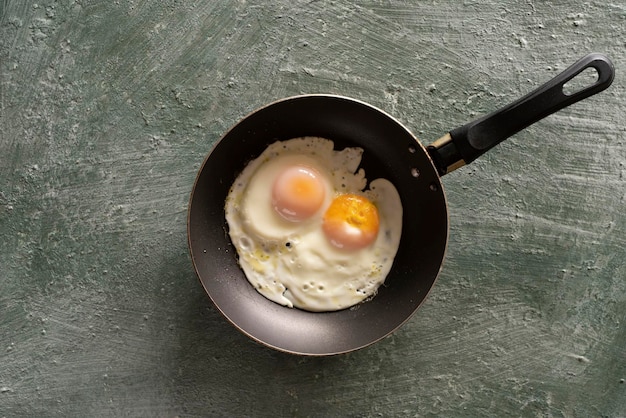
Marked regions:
[562,66,599,96]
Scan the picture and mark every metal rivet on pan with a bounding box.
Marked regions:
[411,167,420,178]
[408,145,417,154]
[429,182,438,191]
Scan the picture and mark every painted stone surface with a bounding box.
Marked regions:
[1,1,624,416]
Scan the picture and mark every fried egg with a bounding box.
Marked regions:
[225,137,402,312]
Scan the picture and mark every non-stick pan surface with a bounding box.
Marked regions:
[188,53,614,355]
[188,95,448,355]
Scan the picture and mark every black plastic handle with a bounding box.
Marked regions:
[428,53,615,176]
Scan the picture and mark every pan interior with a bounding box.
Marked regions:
[188,95,448,355]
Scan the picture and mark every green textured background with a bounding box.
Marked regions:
[1,1,624,416]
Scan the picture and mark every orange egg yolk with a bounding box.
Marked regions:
[272,165,326,222]
[322,194,379,250]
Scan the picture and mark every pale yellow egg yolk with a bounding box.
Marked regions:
[322,194,379,250]
[272,165,326,222]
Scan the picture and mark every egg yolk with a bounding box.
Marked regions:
[322,194,379,250]
[272,165,326,222]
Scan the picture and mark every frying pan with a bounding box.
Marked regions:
[188,53,614,355]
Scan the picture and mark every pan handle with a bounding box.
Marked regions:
[427,53,615,176]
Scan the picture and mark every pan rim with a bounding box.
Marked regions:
[187,93,451,355]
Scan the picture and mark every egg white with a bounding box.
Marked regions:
[224,137,403,312]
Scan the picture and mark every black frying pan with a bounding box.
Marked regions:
[188,53,614,355]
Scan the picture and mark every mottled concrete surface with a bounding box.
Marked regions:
[1,1,625,416]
